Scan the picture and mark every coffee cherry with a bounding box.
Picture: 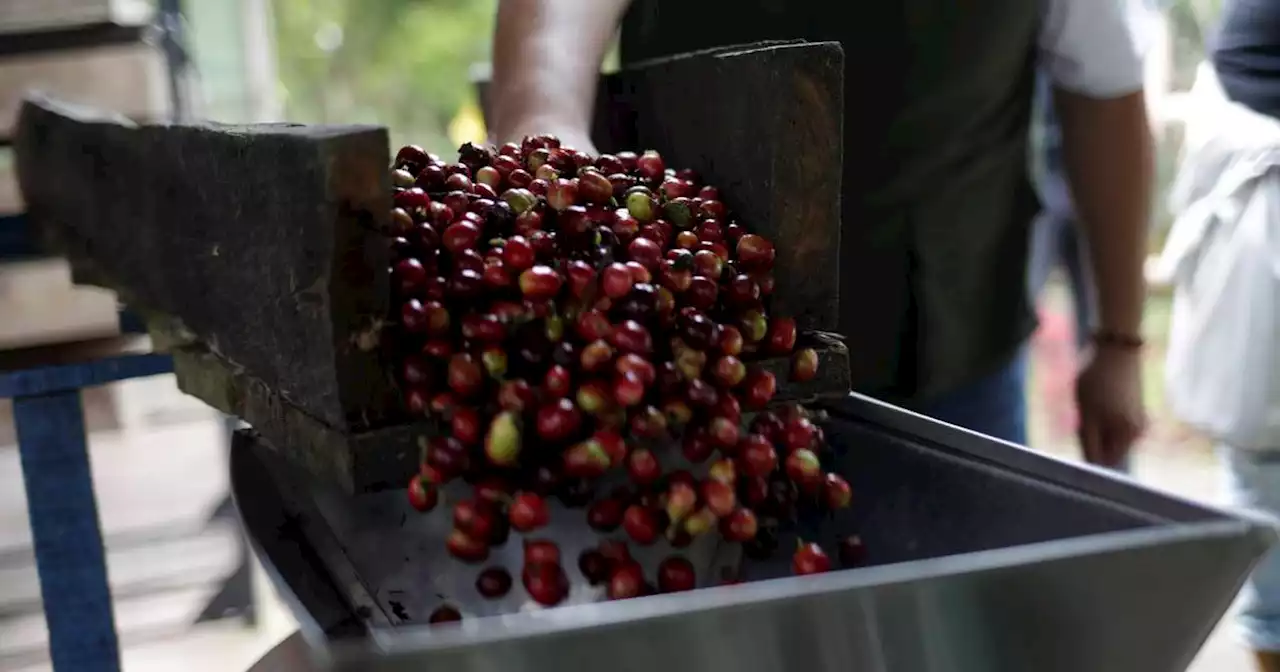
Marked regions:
[407,476,438,512]
[792,542,831,575]
[823,473,853,509]
[429,605,462,625]
[446,529,489,564]
[787,346,819,382]
[607,562,646,600]
[476,567,513,598]
[720,508,758,542]
[578,549,611,585]
[509,492,550,532]
[523,562,569,606]
[657,556,696,593]
[622,505,660,545]
[839,535,868,567]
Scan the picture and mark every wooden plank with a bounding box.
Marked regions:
[0,585,223,669]
[0,400,229,553]
[0,0,150,36]
[0,23,149,58]
[0,42,169,138]
[0,334,148,373]
[0,335,170,399]
[0,524,240,614]
[15,97,397,432]
[170,345,424,494]
[0,258,121,350]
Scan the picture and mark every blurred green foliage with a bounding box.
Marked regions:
[272,0,498,153]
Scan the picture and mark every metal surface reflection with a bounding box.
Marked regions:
[233,393,1275,672]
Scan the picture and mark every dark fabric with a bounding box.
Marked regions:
[1214,0,1280,119]
[620,1,1041,403]
[913,346,1029,445]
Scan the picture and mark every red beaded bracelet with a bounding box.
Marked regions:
[1092,330,1145,350]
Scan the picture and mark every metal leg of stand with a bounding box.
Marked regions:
[196,414,257,626]
[13,390,121,672]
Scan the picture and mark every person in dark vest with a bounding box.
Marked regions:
[487,0,1152,465]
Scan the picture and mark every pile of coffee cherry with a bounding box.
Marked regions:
[386,135,863,621]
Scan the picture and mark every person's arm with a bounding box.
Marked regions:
[490,0,634,152]
[1056,89,1153,339]
[1041,0,1153,465]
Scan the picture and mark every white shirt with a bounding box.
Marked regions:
[1159,65,1280,448]
[1040,0,1151,99]
[1032,0,1154,214]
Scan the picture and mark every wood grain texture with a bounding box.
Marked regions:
[169,344,425,494]
[14,96,397,431]
[601,41,843,332]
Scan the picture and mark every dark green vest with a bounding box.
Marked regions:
[621,1,1041,403]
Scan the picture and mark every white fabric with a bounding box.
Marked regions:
[1158,64,1280,451]
[1041,0,1149,98]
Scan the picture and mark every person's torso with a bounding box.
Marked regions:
[1214,0,1280,120]
[621,0,1042,401]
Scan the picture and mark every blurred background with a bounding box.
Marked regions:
[0,0,1247,670]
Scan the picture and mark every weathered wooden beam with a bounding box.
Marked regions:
[169,343,426,493]
[14,97,398,432]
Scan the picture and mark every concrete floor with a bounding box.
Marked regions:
[0,285,1262,670]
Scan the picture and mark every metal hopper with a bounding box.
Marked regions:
[233,393,1276,672]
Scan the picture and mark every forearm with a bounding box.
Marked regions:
[490,0,632,145]
[1055,88,1153,336]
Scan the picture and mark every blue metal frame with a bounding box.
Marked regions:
[1,349,173,671]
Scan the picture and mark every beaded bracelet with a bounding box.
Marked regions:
[1092,330,1145,350]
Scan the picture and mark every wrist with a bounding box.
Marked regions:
[490,85,593,147]
[1090,329,1144,353]
[492,114,593,151]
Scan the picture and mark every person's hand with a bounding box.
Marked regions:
[1074,345,1147,468]
[490,116,597,156]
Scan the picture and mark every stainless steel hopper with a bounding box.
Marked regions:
[233,393,1276,672]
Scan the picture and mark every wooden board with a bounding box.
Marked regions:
[15,98,396,432]
[0,0,150,35]
[168,344,427,494]
[0,41,168,138]
[0,258,120,350]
